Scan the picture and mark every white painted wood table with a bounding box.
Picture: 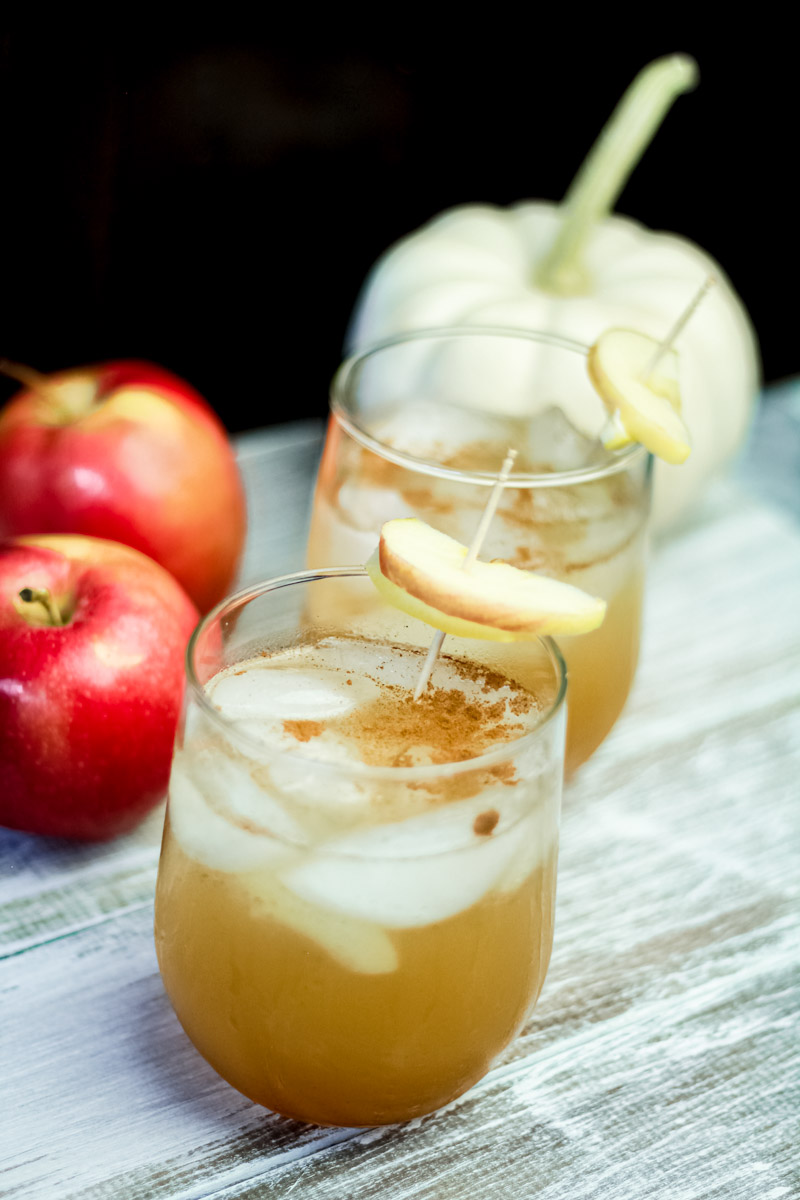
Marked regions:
[2,391,799,1200]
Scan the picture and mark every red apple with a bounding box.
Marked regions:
[0,359,246,613]
[0,534,199,840]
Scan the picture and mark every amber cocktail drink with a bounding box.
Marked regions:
[307,328,651,775]
[154,568,566,1126]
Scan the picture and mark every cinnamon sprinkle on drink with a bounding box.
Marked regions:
[473,809,500,836]
[282,719,324,743]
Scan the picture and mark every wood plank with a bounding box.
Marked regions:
[0,810,163,958]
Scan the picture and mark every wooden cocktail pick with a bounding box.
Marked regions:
[643,275,716,379]
[413,448,518,701]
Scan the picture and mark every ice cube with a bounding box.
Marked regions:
[370,398,512,464]
[209,664,375,723]
[336,482,416,532]
[267,753,370,809]
[311,495,382,567]
[244,871,398,974]
[200,753,307,843]
[168,753,293,873]
[524,406,599,472]
[282,791,550,928]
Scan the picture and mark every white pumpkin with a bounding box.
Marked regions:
[347,56,760,534]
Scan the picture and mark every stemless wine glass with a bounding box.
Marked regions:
[307,327,652,775]
[154,568,566,1127]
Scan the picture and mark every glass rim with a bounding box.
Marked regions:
[332,324,649,488]
[185,565,568,781]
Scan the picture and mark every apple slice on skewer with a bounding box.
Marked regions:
[366,518,606,641]
[588,328,690,464]
[587,276,716,464]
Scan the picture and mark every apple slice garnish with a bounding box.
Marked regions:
[366,518,606,640]
[587,328,690,464]
[587,278,715,465]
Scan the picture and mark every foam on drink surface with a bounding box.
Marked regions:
[207,636,540,767]
[167,637,560,970]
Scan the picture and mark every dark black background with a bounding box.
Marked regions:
[0,29,793,432]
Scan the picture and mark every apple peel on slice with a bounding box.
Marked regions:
[588,329,690,465]
[366,519,606,640]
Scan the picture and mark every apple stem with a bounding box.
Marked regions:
[643,275,716,379]
[413,449,518,702]
[537,54,699,296]
[0,357,100,423]
[18,587,64,627]
[0,357,58,399]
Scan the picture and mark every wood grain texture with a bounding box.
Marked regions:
[1,406,798,1199]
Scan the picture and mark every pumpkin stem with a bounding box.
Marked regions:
[537,54,698,296]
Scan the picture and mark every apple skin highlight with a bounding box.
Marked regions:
[0,534,199,840]
[0,360,246,613]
